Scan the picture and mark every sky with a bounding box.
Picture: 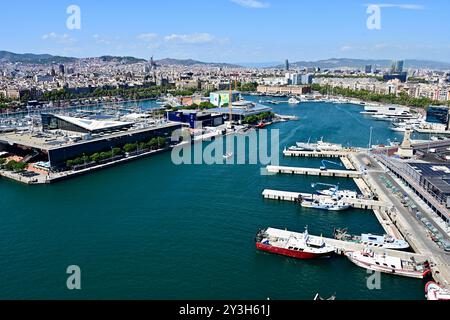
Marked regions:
[0,0,449,63]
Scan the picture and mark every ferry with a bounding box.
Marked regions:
[345,248,431,279]
[425,282,450,301]
[333,228,410,250]
[301,198,352,211]
[255,227,335,260]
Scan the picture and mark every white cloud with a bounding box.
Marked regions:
[93,34,112,45]
[230,0,270,9]
[164,33,215,44]
[42,32,76,44]
[340,45,354,52]
[340,43,389,52]
[365,3,425,10]
[137,33,159,41]
[374,43,388,49]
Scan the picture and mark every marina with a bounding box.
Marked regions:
[1,96,448,300]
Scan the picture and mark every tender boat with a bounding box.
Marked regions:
[301,198,352,211]
[425,281,450,301]
[288,97,301,104]
[333,228,410,250]
[223,152,233,159]
[255,227,335,260]
[345,248,431,279]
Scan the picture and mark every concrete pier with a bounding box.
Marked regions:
[283,150,350,158]
[266,165,362,178]
[262,189,387,211]
[340,157,356,170]
[268,228,426,261]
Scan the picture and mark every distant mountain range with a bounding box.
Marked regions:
[0,51,241,68]
[155,58,241,68]
[1,51,450,70]
[275,58,450,70]
[0,51,77,64]
[0,51,146,65]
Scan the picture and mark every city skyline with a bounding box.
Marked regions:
[1,0,449,63]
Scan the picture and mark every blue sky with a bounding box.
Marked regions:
[0,0,449,63]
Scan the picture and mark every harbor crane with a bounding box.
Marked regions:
[320,160,343,171]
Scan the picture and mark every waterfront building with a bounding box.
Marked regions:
[384,72,408,83]
[384,60,407,82]
[257,85,311,95]
[288,73,301,85]
[208,101,272,123]
[426,106,449,128]
[301,74,314,85]
[209,91,240,107]
[166,110,223,129]
[361,104,410,117]
[404,163,450,213]
[0,114,183,169]
[391,60,404,73]
[41,114,134,134]
[365,65,373,74]
[285,59,290,71]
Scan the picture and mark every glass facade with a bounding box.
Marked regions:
[426,106,449,125]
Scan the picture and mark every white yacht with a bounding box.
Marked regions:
[333,229,410,250]
[288,97,301,104]
[345,248,431,279]
[317,187,359,200]
[301,198,352,211]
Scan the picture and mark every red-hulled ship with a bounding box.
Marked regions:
[255,227,335,260]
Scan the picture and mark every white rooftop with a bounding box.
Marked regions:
[55,115,133,132]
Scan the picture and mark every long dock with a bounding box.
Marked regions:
[262,189,387,211]
[266,165,362,178]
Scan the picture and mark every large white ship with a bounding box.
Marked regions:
[295,137,343,152]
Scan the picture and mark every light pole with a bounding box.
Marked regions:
[368,126,373,152]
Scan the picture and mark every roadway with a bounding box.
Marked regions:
[353,152,450,288]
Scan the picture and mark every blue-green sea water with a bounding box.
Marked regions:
[0,97,428,299]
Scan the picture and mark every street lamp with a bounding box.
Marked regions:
[368,126,373,152]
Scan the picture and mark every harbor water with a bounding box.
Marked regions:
[0,97,427,299]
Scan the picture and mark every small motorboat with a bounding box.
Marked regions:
[223,152,233,159]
